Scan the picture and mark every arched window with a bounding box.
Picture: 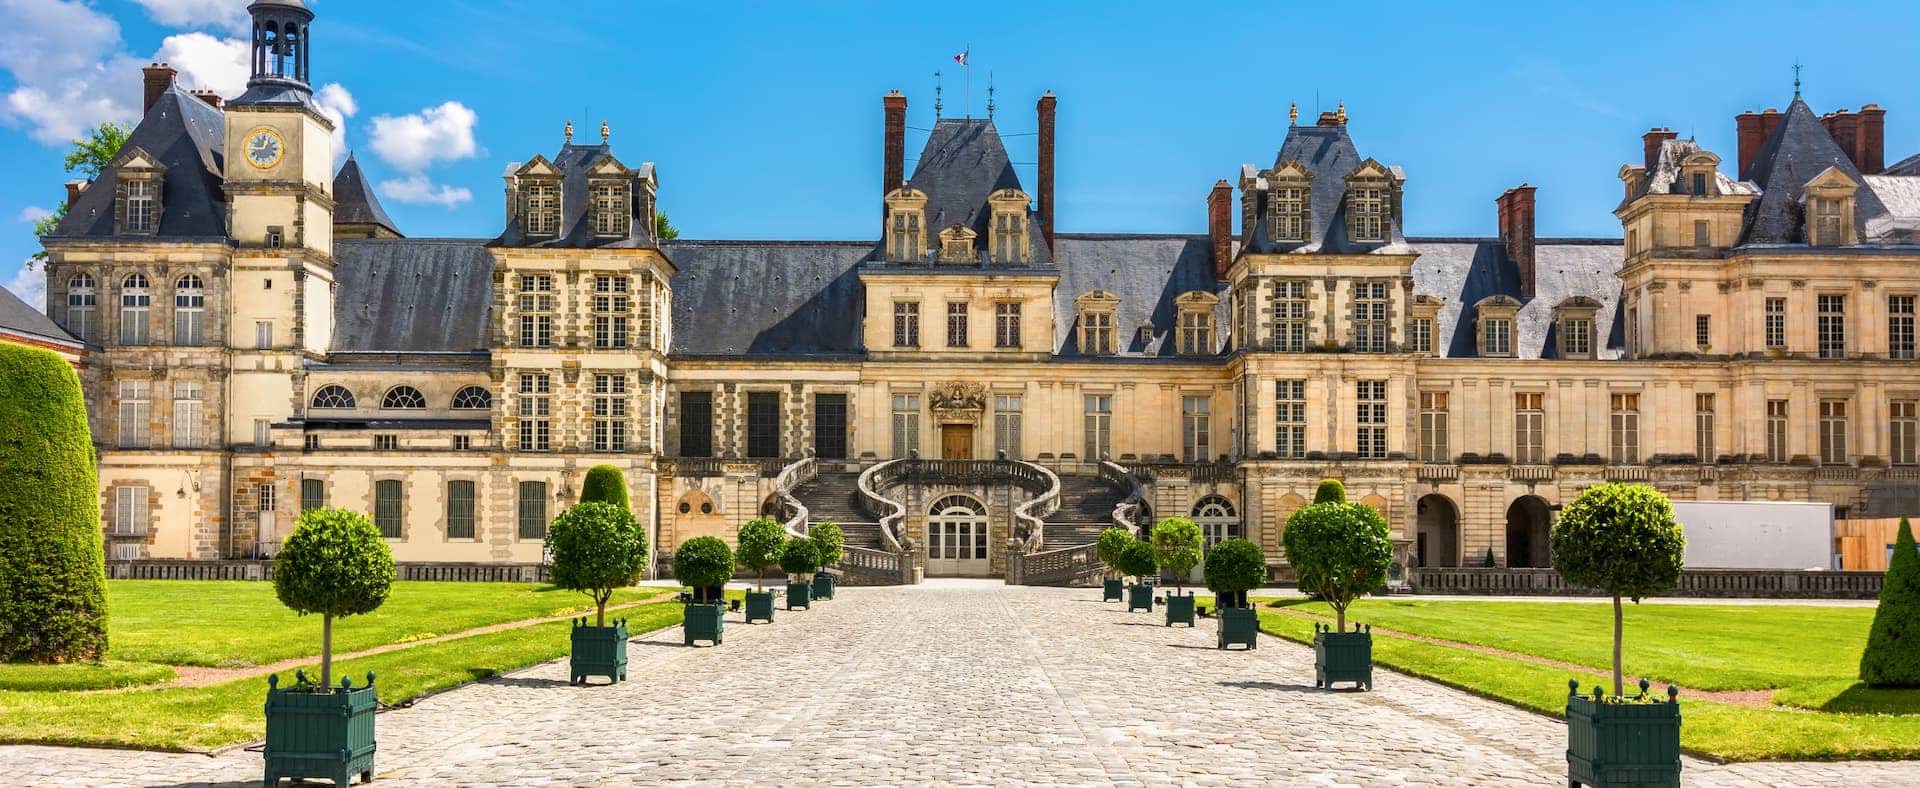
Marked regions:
[929,494,986,516]
[451,386,492,410]
[381,386,426,410]
[927,494,988,568]
[174,274,205,346]
[310,385,356,410]
[1192,495,1239,548]
[120,273,151,345]
[66,274,96,340]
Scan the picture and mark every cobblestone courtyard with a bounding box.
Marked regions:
[5,580,1917,786]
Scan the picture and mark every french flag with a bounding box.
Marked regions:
[953,51,968,65]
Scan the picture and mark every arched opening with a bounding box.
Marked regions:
[1506,496,1554,568]
[1415,494,1460,568]
[1191,495,1240,548]
[668,489,724,559]
[925,494,989,577]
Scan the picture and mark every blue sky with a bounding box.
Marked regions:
[3,0,1918,307]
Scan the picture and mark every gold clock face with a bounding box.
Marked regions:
[244,128,285,170]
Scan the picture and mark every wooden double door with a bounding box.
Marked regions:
[940,424,973,460]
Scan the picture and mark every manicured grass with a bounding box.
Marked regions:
[0,661,176,692]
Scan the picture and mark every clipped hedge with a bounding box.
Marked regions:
[1150,517,1204,591]
[1862,517,1920,687]
[547,501,647,626]
[1118,540,1158,582]
[1096,527,1134,578]
[1313,478,1346,505]
[673,536,734,601]
[736,518,786,589]
[579,465,629,510]
[1283,499,1391,631]
[1204,538,1267,608]
[779,537,820,577]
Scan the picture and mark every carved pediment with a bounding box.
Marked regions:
[930,381,987,421]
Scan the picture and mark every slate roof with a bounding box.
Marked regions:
[891,118,1051,264]
[1240,122,1411,256]
[1052,234,1226,358]
[664,240,871,357]
[332,154,401,236]
[492,143,658,249]
[1864,175,1920,243]
[51,84,228,241]
[1409,238,1626,360]
[1888,152,1920,176]
[331,239,493,353]
[1625,138,1757,204]
[1740,98,1891,245]
[0,283,80,350]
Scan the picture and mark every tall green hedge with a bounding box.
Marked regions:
[0,342,107,663]
[1313,479,1346,505]
[579,465,629,510]
[1862,517,1920,687]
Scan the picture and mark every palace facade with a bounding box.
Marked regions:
[27,0,1920,580]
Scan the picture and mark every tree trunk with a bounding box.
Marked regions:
[320,613,333,692]
[596,593,607,627]
[1612,594,1624,697]
[1335,602,1346,632]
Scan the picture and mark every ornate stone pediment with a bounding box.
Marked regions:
[930,381,987,423]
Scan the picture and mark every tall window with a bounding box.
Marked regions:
[125,179,156,233]
[1273,185,1307,241]
[172,380,203,449]
[446,480,476,540]
[1356,381,1388,459]
[1812,197,1844,246]
[1609,393,1640,464]
[1695,314,1711,350]
[517,373,551,451]
[1179,311,1214,355]
[1818,294,1846,359]
[1182,396,1211,463]
[678,391,713,457]
[945,302,969,348]
[1353,282,1389,353]
[374,480,403,539]
[1820,399,1850,465]
[993,211,1025,262]
[518,275,555,347]
[893,302,920,347]
[113,486,150,536]
[255,321,272,350]
[254,418,272,447]
[1764,297,1787,350]
[1893,401,1919,466]
[1409,317,1433,355]
[1695,394,1716,463]
[120,273,151,345]
[593,373,628,453]
[1766,400,1789,463]
[173,275,204,346]
[1694,219,1711,247]
[66,274,96,340]
[995,302,1022,348]
[1891,296,1916,360]
[814,393,847,459]
[746,392,780,458]
[517,481,548,540]
[1272,280,1308,351]
[118,379,150,448]
[1514,392,1544,464]
[994,394,1022,459]
[1276,379,1306,459]
[890,394,920,458]
[1083,394,1113,460]
[300,478,326,511]
[890,210,923,261]
[593,276,630,349]
[1561,317,1591,357]
[1348,187,1386,242]
[1482,318,1512,357]
[1418,391,1449,462]
[591,182,628,236]
[1081,311,1114,355]
[524,181,560,236]
[1626,306,1638,356]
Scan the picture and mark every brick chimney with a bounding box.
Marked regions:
[1758,107,1782,143]
[1037,92,1057,252]
[1208,180,1233,280]
[1857,104,1886,175]
[142,63,176,115]
[1736,111,1765,179]
[1642,127,1677,169]
[65,180,87,208]
[1496,185,1538,297]
[1316,111,1341,127]
[191,90,223,110]
[882,90,906,218]
[1821,109,1859,167]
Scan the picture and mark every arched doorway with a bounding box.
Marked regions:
[1506,496,1553,568]
[1415,494,1460,568]
[925,494,989,577]
[1191,495,1240,548]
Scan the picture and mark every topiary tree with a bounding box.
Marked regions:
[0,342,107,663]
[779,537,820,578]
[1096,527,1134,580]
[1482,548,1499,568]
[547,501,647,627]
[809,522,845,568]
[1861,517,1920,687]
[736,517,786,590]
[1313,479,1346,505]
[673,536,735,603]
[1205,538,1267,609]
[579,465,629,510]
[273,507,395,689]
[1283,499,1391,632]
[1118,540,1158,584]
[1151,517,1204,593]
[1550,482,1685,696]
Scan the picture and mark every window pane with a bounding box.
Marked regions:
[518,481,548,540]
[374,480,403,539]
[447,480,475,540]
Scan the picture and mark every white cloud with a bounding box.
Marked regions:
[0,0,138,144]
[130,0,249,34]
[155,32,250,98]
[5,261,45,311]
[377,174,472,209]
[313,82,357,163]
[368,102,479,172]
[17,205,53,223]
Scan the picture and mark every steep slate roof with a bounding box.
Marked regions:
[331,239,493,353]
[1241,122,1411,255]
[1052,234,1226,358]
[492,143,658,249]
[893,118,1052,264]
[1740,98,1891,245]
[0,284,80,350]
[1410,238,1626,360]
[665,240,870,357]
[1625,138,1757,204]
[332,154,401,236]
[51,84,228,241]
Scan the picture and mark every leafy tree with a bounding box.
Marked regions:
[655,211,680,241]
[1549,482,1685,696]
[1204,538,1267,609]
[809,522,845,568]
[736,517,786,590]
[1150,517,1204,593]
[1861,517,1920,687]
[273,508,395,689]
[1096,527,1134,580]
[547,501,647,627]
[779,537,820,578]
[578,465,629,510]
[1283,499,1392,631]
[672,536,734,602]
[1313,479,1346,505]
[1118,540,1158,584]
[31,122,131,260]
[0,342,107,663]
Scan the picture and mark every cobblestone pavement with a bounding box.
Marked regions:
[5,579,1918,786]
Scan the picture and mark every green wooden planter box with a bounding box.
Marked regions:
[811,573,836,600]
[569,618,627,685]
[1164,593,1196,627]
[745,590,776,623]
[1126,583,1153,612]
[263,671,377,787]
[787,581,812,610]
[1103,579,1123,602]
[683,601,724,646]
[1313,623,1373,690]
[1217,606,1259,650]
[1566,679,1683,788]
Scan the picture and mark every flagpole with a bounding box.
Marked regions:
[964,45,972,118]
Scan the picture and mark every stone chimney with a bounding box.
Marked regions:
[1208,180,1233,280]
[1856,104,1887,175]
[1037,92,1057,253]
[1642,127,1677,170]
[1736,111,1765,179]
[1497,185,1538,297]
[191,90,223,110]
[142,63,177,115]
[882,90,906,218]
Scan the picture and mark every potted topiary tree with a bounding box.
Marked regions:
[579,464,629,509]
[1151,517,1204,627]
[1551,482,1686,788]
[1283,480,1391,690]
[1861,516,1919,687]
[736,517,785,624]
[1205,538,1266,650]
[265,507,395,788]
[1119,540,1158,613]
[780,537,820,611]
[673,536,734,647]
[547,501,647,685]
[1096,527,1133,602]
[809,521,844,601]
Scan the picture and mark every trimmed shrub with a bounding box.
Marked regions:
[673,536,734,602]
[1550,482,1685,695]
[0,342,107,663]
[1096,527,1134,579]
[1118,540,1158,583]
[779,537,820,577]
[1282,500,1391,631]
[547,501,647,626]
[1313,479,1346,505]
[736,518,786,590]
[273,507,395,689]
[579,465,629,510]
[1482,548,1498,568]
[1150,517,1204,592]
[1204,538,1267,609]
[1862,517,1920,687]
[810,522,845,568]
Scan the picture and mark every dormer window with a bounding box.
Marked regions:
[988,189,1030,264]
[1691,172,1708,196]
[1269,161,1313,243]
[1408,295,1443,357]
[591,181,629,236]
[1076,291,1120,355]
[112,147,165,236]
[523,180,560,236]
[1474,295,1522,358]
[125,179,156,233]
[1174,291,1219,356]
[1347,186,1387,242]
[1553,296,1601,360]
[1681,151,1720,198]
[885,187,928,262]
[1813,198,1845,246]
[937,224,977,263]
[1802,166,1859,247]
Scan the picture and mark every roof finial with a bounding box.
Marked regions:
[564,119,574,144]
[987,71,996,119]
[934,70,944,119]
[1792,61,1803,100]
[1336,101,1347,125]
[1289,101,1298,125]
[600,119,610,144]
